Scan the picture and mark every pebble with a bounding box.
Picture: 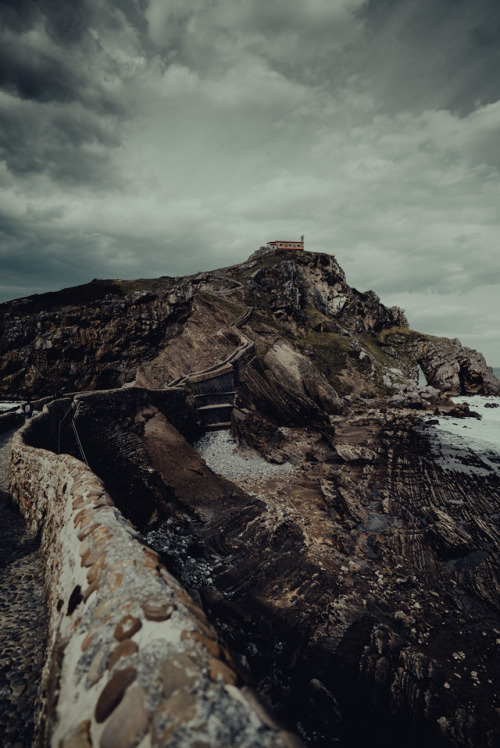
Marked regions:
[195,431,295,479]
[59,720,92,748]
[108,640,139,670]
[99,686,148,748]
[114,615,142,641]
[142,598,174,622]
[95,667,137,723]
[160,653,198,698]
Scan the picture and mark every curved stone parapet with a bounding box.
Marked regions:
[9,411,300,748]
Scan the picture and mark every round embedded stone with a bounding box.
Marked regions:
[153,690,198,744]
[109,640,139,670]
[99,686,148,748]
[81,547,105,568]
[182,629,220,658]
[114,615,142,641]
[95,667,137,723]
[142,598,174,622]
[81,631,94,652]
[160,653,198,698]
[59,720,92,748]
[77,523,100,541]
[86,555,106,584]
[83,578,99,602]
[87,648,107,687]
[208,658,238,686]
[109,572,124,593]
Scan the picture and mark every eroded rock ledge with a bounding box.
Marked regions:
[10,399,301,748]
[8,385,500,748]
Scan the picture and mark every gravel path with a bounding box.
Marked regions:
[0,429,47,748]
[195,430,295,480]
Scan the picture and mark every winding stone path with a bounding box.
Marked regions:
[0,429,47,748]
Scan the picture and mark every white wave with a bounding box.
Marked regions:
[422,395,500,475]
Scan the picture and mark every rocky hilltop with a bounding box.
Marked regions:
[0,246,498,402]
[2,247,500,748]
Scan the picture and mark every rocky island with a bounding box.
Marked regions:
[1,245,499,747]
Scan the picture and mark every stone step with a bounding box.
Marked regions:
[195,392,236,407]
[196,403,234,412]
[204,421,232,430]
[194,391,235,398]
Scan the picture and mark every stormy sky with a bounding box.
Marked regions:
[1,1,499,364]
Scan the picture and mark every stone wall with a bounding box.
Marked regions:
[9,403,299,748]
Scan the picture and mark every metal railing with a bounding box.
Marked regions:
[58,399,89,466]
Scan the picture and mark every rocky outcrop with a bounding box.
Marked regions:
[10,399,302,748]
[4,361,500,747]
[1,246,498,402]
[416,337,500,395]
[3,245,500,748]
[0,279,192,396]
[380,329,500,396]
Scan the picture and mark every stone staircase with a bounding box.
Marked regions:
[166,307,253,431]
[191,371,236,431]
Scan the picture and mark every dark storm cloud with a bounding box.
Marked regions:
[0,199,221,302]
[0,0,499,363]
[0,36,84,104]
[358,0,500,114]
[0,0,142,186]
[0,4,129,114]
[0,0,92,40]
[0,94,121,184]
[0,202,124,297]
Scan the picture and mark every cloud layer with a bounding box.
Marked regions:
[1,0,499,364]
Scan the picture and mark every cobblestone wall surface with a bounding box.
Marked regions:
[9,407,299,748]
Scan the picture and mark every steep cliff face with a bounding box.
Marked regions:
[0,246,498,401]
[4,248,500,747]
[0,278,191,396]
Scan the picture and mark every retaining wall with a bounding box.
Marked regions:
[10,402,299,748]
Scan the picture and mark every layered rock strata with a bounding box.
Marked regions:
[10,400,302,748]
[11,386,500,747]
[1,248,498,401]
[3,245,500,747]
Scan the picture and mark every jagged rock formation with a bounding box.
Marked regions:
[381,329,500,395]
[2,245,500,747]
[1,246,498,402]
[18,386,500,747]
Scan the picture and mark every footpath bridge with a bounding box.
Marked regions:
[166,305,254,430]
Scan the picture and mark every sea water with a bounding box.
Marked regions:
[423,393,500,476]
[0,401,21,412]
